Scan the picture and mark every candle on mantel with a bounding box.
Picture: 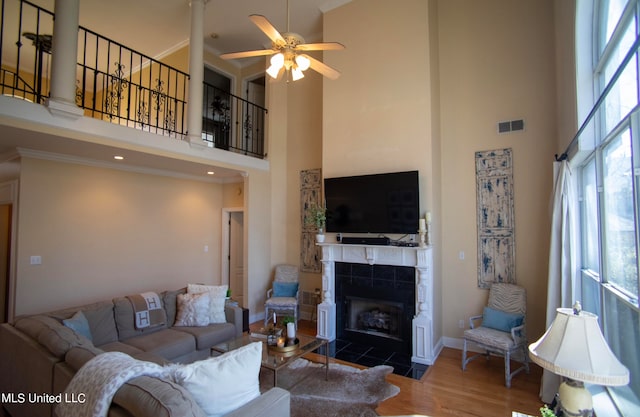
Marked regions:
[426,212,432,224]
[419,218,426,232]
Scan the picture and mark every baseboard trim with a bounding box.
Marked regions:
[442,336,484,353]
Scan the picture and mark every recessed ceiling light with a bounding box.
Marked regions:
[114,155,124,160]
[207,171,215,175]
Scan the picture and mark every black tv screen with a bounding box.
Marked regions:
[324,171,420,234]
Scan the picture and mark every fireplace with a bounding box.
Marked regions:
[336,262,414,355]
[317,243,437,365]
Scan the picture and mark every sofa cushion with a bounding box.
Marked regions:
[14,315,94,358]
[174,292,211,327]
[99,341,145,357]
[172,323,236,350]
[114,296,168,340]
[187,284,228,324]
[112,375,207,417]
[121,328,196,360]
[172,342,262,417]
[47,300,118,346]
[63,311,93,341]
[65,345,104,371]
[162,288,186,327]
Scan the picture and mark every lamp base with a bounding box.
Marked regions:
[556,379,593,417]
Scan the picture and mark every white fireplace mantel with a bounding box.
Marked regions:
[316,243,436,365]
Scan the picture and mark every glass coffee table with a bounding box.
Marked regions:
[212,333,329,386]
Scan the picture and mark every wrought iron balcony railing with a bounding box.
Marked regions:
[0,0,267,159]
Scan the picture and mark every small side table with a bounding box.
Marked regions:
[225,299,250,333]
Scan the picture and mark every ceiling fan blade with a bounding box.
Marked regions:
[303,54,341,80]
[220,49,275,60]
[295,42,345,52]
[249,14,286,46]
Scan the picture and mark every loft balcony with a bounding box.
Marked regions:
[0,0,268,176]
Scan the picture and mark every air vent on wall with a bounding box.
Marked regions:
[498,119,525,134]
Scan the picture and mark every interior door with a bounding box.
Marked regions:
[229,211,244,306]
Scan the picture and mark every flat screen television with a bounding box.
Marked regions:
[324,170,420,234]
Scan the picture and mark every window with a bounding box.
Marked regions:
[575,1,640,415]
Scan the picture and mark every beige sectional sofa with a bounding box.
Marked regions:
[0,287,290,417]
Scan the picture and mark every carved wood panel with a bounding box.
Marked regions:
[475,148,515,288]
[300,168,322,273]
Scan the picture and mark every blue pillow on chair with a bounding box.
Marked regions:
[272,282,299,297]
[481,306,524,332]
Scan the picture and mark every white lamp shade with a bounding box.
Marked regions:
[266,65,282,79]
[270,53,285,69]
[529,308,629,386]
[291,67,304,81]
[295,54,311,71]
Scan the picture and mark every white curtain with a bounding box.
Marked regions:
[541,159,580,403]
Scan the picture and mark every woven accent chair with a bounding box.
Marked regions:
[462,283,529,387]
[264,264,300,326]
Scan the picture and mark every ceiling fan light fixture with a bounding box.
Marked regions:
[270,52,285,69]
[266,64,282,79]
[220,9,344,82]
[295,55,310,71]
[291,67,304,81]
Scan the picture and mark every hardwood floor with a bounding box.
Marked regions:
[258,320,545,417]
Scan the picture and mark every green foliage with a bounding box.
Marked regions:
[539,405,557,417]
[282,316,295,325]
[305,203,326,230]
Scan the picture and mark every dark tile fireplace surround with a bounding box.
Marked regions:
[314,261,428,380]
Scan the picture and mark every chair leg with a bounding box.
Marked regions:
[462,339,468,370]
[523,345,530,374]
[505,350,512,388]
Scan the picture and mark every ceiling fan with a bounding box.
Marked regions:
[219,1,345,81]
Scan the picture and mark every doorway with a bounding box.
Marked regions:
[0,180,17,323]
[222,208,244,307]
[0,204,11,323]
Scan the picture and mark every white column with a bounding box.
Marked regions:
[187,0,206,146]
[413,248,434,364]
[47,0,83,117]
[317,246,336,341]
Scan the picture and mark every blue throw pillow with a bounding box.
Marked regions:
[272,282,298,298]
[481,306,524,332]
[63,310,93,341]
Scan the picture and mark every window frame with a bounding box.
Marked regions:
[573,0,640,415]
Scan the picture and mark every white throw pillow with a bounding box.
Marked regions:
[187,283,228,324]
[172,342,262,417]
[174,292,211,327]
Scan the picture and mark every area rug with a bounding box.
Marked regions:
[259,358,400,417]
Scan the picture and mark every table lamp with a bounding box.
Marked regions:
[528,302,629,417]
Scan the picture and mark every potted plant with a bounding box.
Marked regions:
[305,203,326,243]
[539,405,557,417]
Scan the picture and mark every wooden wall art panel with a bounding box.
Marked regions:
[300,168,322,273]
[475,149,515,288]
